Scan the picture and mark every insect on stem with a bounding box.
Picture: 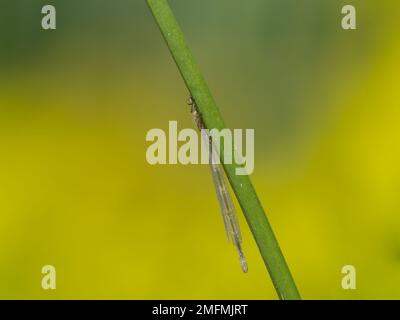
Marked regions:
[188,96,248,273]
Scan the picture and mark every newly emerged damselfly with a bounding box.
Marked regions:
[188,96,248,273]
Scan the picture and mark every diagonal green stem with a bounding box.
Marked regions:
[146,0,301,300]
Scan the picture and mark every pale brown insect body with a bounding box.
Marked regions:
[188,96,248,273]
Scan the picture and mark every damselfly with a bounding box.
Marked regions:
[188,96,248,273]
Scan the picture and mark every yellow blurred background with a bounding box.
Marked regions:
[0,0,399,299]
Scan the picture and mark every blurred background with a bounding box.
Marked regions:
[0,0,399,299]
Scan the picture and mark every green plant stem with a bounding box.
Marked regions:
[146,0,301,300]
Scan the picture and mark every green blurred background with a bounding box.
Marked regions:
[0,0,399,299]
